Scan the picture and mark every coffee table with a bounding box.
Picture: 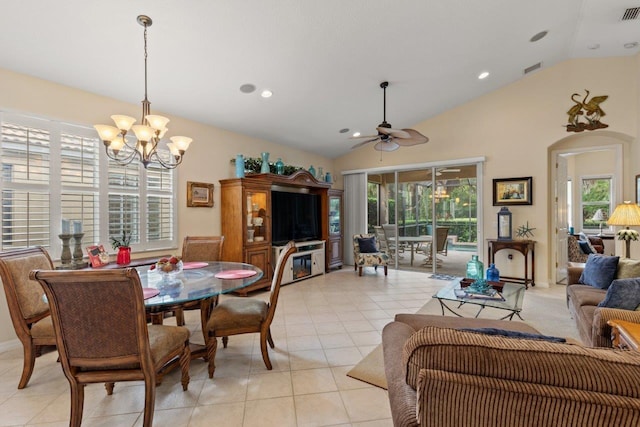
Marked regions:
[433,278,526,320]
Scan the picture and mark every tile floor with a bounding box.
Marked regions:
[0,267,577,426]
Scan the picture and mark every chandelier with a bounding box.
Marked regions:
[94,15,191,169]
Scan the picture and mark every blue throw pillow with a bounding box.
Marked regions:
[357,237,378,253]
[578,241,594,254]
[579,254,619,289]
[459,328,566,343]
[598,278,640,310]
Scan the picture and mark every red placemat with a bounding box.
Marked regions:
[215,269,257,279]
[183,262,208,270]
[143,288,160,299]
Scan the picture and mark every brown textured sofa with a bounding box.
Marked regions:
[567,261,640,347]
[382,313,640,427]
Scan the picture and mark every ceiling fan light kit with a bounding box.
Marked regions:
[351,81,429,152]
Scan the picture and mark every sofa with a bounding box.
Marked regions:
[567,258,640,347]
[382,313,640,427]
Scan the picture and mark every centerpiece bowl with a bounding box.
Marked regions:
[152,257,183,284]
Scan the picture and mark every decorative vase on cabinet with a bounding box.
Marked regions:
[260,152,270,173]
[235,154,245,178]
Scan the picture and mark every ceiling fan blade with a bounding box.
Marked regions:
[351,137,380,149]
[374,141,400,152]
[349,133,379,139]
[377,127,410,139]
[394,129,429,146]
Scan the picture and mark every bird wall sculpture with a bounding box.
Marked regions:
[565,89,608,132]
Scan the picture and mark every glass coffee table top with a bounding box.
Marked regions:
[433,278,526,320]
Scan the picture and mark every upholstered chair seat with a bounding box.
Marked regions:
[207,299,268,330]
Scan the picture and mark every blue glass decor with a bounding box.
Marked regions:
[275,158,285,174]
[260,152,270,173]
[235,154,245,178]
[466,255,484,280]
[486,263,500,282]
[325,172,332,183]
[308,165,316,177]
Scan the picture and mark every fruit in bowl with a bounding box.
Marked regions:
[151,256,183,281]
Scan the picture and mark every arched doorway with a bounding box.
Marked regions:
[549,131,633,284]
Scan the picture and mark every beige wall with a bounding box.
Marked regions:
[0,67,334,346]
[334,56,639,286]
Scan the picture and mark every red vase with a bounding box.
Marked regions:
[116,246,131,265]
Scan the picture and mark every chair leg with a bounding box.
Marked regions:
[354,264,357,271]
[260,328,273,370]
[142,376,156,427]
[68,381,85,427]
[384,266,388,275]
[222,336,229,348]
[358,267,362,276]
[267,328,275,348]
[18,342,37,389]
[104,382,115,395]
[206,335,218,378]
[179,343,191,391]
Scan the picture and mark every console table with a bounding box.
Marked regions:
[487,239,535,288]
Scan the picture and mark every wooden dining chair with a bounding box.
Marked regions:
[30,268,191,427]
[173,236,226,326]
[0,247,57,389]
[204,241,297,378]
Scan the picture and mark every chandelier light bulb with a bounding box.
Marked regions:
[170,136,193,152]
[145,115,170,131]
[132,125,154,142]
[110,115,136,131]
[110,136,126,153]
[166,142,180,157]
[94,125,121,142]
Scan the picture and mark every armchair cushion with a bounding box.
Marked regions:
[579,254,619,289]
[357,237,378,253]
[597,278,640,310]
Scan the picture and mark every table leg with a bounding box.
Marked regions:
[410,242,415,266]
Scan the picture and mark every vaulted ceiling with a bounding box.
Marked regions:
[1,1,639,158]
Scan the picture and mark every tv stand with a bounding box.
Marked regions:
[273,241,325,285]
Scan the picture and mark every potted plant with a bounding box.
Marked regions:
[111,230,132,265]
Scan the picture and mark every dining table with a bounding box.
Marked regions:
[137,260,264,362]
[388,235,433,266]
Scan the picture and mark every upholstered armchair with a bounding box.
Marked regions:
[353,234,389,276]
[568,234,605,264]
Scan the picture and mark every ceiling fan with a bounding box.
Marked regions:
[351,81,429,152]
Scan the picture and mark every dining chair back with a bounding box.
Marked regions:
[174,236,225,325]
[0,247,56,389]
[181,236,224,262]
[204,241,297,378]
[30,268,191,427]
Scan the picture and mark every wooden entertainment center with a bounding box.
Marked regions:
[220,170,343,295]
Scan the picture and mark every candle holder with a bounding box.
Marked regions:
[72,233,88,269]
[59,234,73,268]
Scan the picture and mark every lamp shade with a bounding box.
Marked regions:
[592,209,607,222]
[607,201,640,226]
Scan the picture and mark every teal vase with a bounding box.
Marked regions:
[235,154,245,178]
[260,152,270,173]
[275,158,285,174]
[308,165,316,177]
[466,255,484,281]
[486,263,500,282]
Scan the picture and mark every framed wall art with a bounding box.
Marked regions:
[493,177,533,206]
[187,181,214,207]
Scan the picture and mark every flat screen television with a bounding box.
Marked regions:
[271,190,320,245]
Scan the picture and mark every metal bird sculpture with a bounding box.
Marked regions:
[565,89,608,132]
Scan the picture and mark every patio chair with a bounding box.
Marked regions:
[204,241,297,378]
[173,236,225,325]
[30,268,191,427]
[421,226,449,266]
[353,234,389,276]
[0,247,57,389]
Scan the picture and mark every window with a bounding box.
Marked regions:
[580,176,612,232]
[0,112,177,259]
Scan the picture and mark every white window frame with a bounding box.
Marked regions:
[1,111,178,260]
[579,174,613,234]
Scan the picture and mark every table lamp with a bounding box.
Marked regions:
[606,201,640,258]
[591,209,608,236]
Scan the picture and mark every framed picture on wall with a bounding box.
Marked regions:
[493,177,533,206]
[187,181,214,207]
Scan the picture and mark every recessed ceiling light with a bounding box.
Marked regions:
[260,89,273,98]
[478,71,490,80]
[587,43,600,50]
[352,131,361,137]
[530,30,548,42]
[239,83,256,94]
[624,42,639,49]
